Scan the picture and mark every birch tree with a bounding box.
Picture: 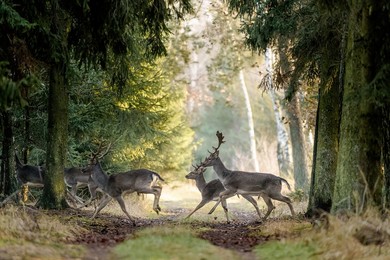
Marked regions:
[239,69,259,171]
[264,48,291,177]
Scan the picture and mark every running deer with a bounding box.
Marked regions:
[185,164,262,222]
[84,160,164,225]
[200,131,295,221]
[15,152,45,188]
[64,167,101,205]
[13,152,98,206]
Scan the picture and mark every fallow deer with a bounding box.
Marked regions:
[200,131,295,221]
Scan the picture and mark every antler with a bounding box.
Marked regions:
[90,142,112,163]
[192,162,203,170]
[211,131,225,153]
[191,161,206,174]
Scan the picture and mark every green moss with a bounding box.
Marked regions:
[254,241,320,260]
[112,226,239,260]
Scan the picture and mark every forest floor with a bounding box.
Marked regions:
[67,207,302,260]
[71,182,310,259]
[1,183,389,259]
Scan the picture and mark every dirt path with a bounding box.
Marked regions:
[61,184,304,259]
[62,206,293,260]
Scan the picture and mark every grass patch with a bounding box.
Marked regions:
[254,209,390,259]
[112,225,239,260]
[254,240,320,260]
[0,205,86,259]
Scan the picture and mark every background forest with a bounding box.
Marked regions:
[1,0,390,223]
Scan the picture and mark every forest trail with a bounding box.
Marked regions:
[65,182,305,260]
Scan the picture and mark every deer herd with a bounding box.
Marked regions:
[6,131,295,225]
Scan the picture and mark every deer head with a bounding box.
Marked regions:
[201,131,225,167]
[185,163,206,180]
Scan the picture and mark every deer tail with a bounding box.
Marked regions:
[154,172,165,182]
[280,178,291,190]
[150,173,165,187]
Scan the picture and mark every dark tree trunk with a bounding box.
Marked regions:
[307,79,340,214]
[307,14,345,215]
[307,94,319,217]
[332,1,384,213]
[41,63,68,209]
[0,111,15,196]
[384,106,390,209]
[286,94,309,191]
[22,106,30,163]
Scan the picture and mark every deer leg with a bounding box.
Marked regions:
[69,185,85,204]
[208,200,221,215]
[242,195,263,219]
[270,194,295,217]
[261,195,275,220]
[185,200,209,219]
[114,195,136,225]
[152,186,162,213]
[218,190,236,223]
[92,195,112,219]
[136,186,162,214]
[78,186,99,209]
[220,198,230,223]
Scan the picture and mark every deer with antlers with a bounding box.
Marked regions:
[185,164,263,222]
[84,143,165,225]
[200,131,295,221]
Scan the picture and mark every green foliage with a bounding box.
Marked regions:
[0,62,30,110]
[65,60,193,176]
[1,0,194,181]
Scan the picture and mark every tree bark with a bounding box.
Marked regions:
[286,93,309,191]
[0,111,15,196]
[384,106,390,209]
[307,80,340,214]
[307,13,345,214]
[332,1,383,213]
[41,63,68,209]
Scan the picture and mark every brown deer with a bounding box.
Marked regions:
[12,152,98,206]
[200,131,295,221]
[84,160,164,225]
[64,167,102,205]
[15,152,45,188]
[185,164,262,222]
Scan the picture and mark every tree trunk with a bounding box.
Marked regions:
[307,14,345,215]
[307,80,340,214]
[265,47,291,177]
[239,70,259,171]
[384,106,390,209]
[276,40,309,190]
[286,93,309,191]
[0,111,15,196]
[332,1,383,213]
[269,89,291,177]
[41,63,68,209]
